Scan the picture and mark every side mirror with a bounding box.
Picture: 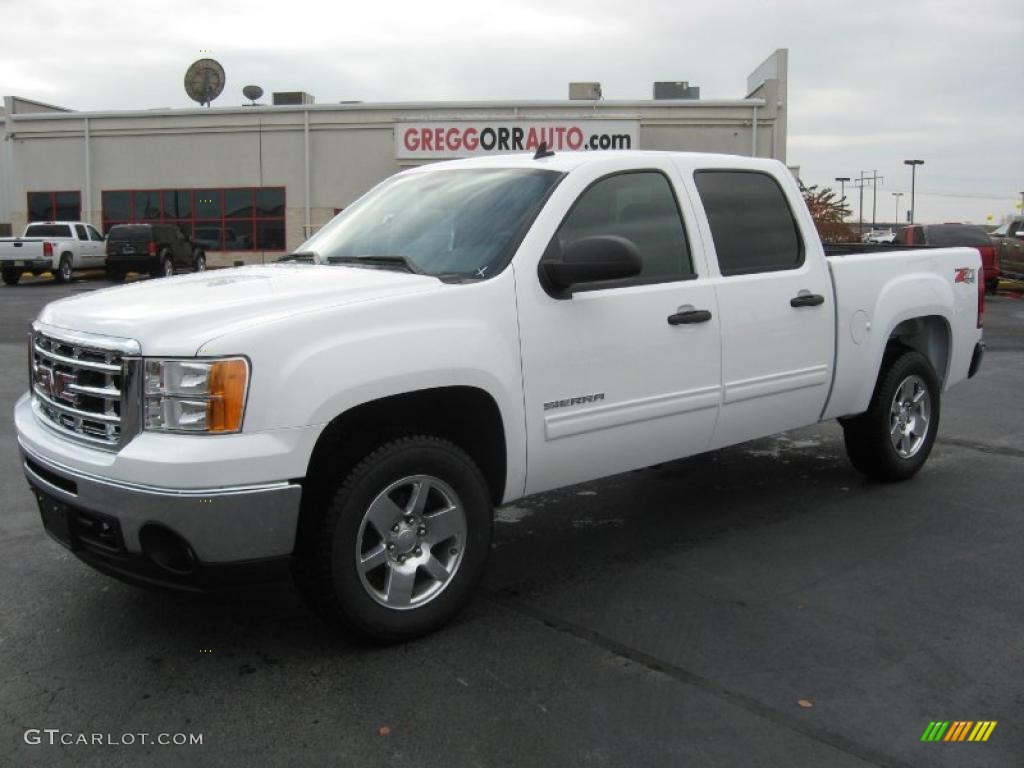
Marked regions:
[539,235,642,298]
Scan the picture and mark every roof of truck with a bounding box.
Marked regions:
[411,150,786,175]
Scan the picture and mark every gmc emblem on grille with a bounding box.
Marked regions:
[33,366,54,399]
[53,371,78,404]
[33,367,78,404]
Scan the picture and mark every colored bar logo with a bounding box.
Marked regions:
[921,721,997,742]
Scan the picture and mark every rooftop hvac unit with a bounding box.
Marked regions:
[272,91,316,105]
[653,82,700,100]
[569,82,602,100]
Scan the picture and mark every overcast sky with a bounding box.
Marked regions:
[2,0,1021,225]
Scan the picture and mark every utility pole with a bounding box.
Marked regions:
[854,171,882,235]
[855,171,868,235]
[869,170,883,229]
[892,192,903,227]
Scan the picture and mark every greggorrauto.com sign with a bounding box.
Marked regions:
[395,120,639,160]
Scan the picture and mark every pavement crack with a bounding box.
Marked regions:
[936,437,1024,459]
[487,594,916,768]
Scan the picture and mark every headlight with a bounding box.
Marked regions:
[143,358,249,433]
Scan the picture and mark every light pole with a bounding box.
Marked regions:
[892,192,903,227]
[835,177,850,219]
[904,160,924,224]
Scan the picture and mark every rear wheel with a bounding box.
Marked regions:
[985,279,998,295]
[53,255,72,284]
[293,435,492,643]
[842,348,940,481]
[106,266,125,283]
[193,251,206,272]
[2,268,21,286]
[151,254,174,279]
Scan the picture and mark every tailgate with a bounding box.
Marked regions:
[0,240,47,262]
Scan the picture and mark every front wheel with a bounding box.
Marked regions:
[193,251,206,272]
[985,279,998,295]
[842,349,940,481]
[293,436,492,643]
[2,268,22,286]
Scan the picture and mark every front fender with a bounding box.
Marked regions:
[196,272,527,502]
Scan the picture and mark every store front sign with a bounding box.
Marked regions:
[395,120,639,160]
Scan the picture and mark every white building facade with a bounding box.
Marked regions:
[1,51,788,265]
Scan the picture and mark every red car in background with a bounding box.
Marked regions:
[895,224,1000,294]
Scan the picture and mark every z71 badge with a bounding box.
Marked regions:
[954,267,976,284]
[544,393,605,411]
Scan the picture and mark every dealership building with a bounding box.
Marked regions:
[0,50,789,265]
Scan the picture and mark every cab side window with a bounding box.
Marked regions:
[555,171,694,283]
[694,170,804,275]
[74,224,88,241]
[87,225,104,242]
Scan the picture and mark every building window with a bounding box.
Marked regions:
[27,191,81,222]
[101,187,287,251]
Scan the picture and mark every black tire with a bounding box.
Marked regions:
[151,254,173,279]
[2,268,21,286]
[53,255,72,284]
[193,251,206,272]
[985,279,998,295]
[841,348,940,482]
[106,266,125,283]
[293,435,492,643]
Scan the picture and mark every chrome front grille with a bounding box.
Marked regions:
[30,326,141,450]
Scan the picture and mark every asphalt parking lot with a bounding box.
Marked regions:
[1,274,1021,768]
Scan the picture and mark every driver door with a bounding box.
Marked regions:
[515,160,722,495]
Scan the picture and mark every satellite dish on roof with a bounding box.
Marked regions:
[242,85,264,104]
[184,58,226,107]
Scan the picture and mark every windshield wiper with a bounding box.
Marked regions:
[277,251,317,263]
[325,255,424,274]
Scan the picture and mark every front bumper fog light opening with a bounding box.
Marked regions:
[139,524,197,575]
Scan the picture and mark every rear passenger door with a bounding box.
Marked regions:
[83,224,106,266]
[73,224,96,267]
[687,167,835,449]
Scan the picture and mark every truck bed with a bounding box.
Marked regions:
[822,246,982,421]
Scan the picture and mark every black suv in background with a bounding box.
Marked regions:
[105,223,206,281]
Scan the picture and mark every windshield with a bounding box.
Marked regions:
[296,168,562,279]
[108,225,152,241]
[25,224,72,238]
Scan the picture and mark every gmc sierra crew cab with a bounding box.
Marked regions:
[0,222,107,285]
[15,151,986,642]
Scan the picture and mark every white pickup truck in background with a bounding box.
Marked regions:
[0,221,107,285]
[15,151,985,642]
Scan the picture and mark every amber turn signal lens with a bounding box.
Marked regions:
[206,358,248,433]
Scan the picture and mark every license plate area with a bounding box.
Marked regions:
[34,491,125,555]
[36,492,72,546]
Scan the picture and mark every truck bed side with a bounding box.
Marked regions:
[822,246,983,420]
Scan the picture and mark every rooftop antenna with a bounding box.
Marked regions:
[533,141,555,160]
[184,58,226,107]
[242,84,264,106]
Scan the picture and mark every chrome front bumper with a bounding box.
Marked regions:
[20,443,302,566]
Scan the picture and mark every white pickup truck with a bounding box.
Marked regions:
[15,151,985,642]
[0,221,107,285]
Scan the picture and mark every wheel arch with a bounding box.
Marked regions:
[301,385,508,512]
[884,314,952,387]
